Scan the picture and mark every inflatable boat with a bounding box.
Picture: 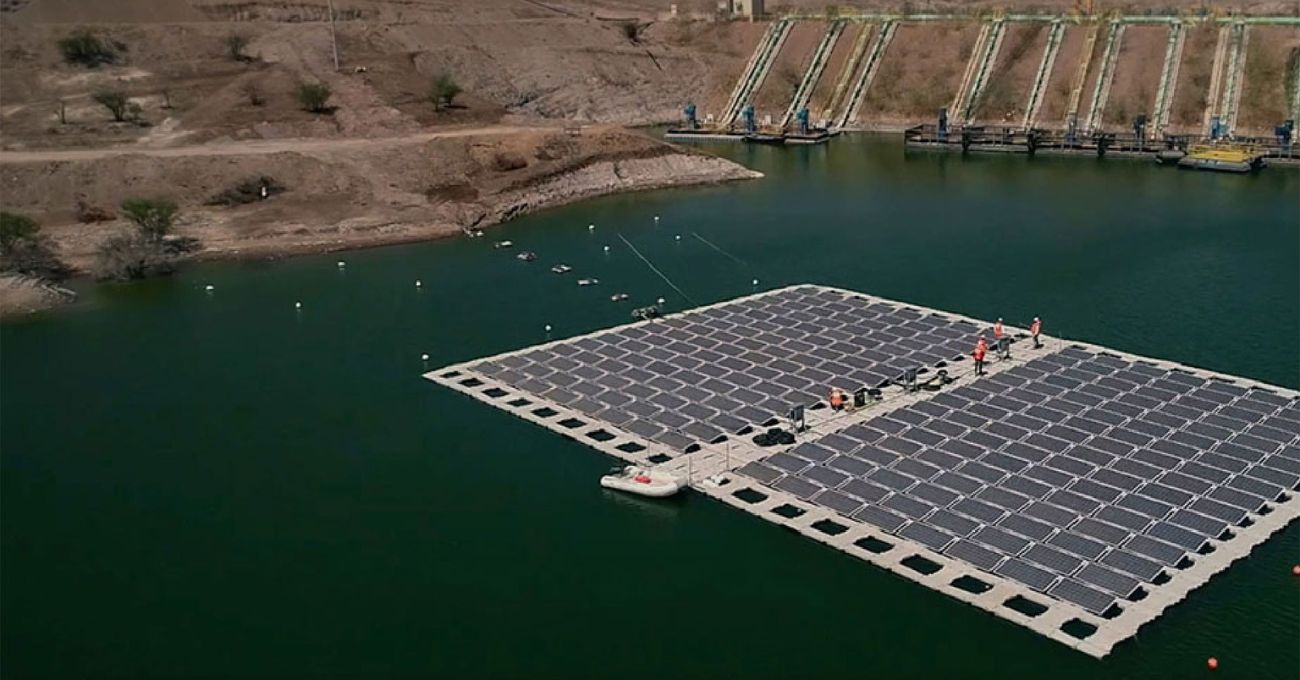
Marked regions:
[599,466,683,498]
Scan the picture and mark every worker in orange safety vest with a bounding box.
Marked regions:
[1030,317,1042,349]
[993,318,1004,340]
[973,335,989,376]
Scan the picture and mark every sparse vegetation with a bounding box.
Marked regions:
[225,34,250,61]
[58,30,117,68]
[120,198,178,241]
[430,73,462,111]
[0,212,71,281]
[207,176,286,206]
[93,234,176,280]
[297,82,332,113]
[92,90,138,123]
[0,212,39,253]
[94,199,187,280]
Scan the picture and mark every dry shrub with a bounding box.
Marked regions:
[206,176,286,206]
[493,152,528,172]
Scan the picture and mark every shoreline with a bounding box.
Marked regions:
[0,138,761,318]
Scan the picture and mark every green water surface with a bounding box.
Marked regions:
[3,136,1298,679]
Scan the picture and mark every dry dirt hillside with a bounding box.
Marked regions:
[0,126,760,268]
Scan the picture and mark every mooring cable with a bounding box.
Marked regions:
[618,233,697,305]
[690,231,749,267]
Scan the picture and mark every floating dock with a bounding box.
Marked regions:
[903,124,1300,165]
[426,285,1300,657]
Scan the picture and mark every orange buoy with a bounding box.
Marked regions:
[1207,657,1218,670]
[1292,564,1300,576]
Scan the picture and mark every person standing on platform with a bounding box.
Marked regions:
[993,318,1004,341]
[973,335,988,376]
[1031,317,1042,349]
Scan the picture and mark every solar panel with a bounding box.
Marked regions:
[927,509,980,537]
[841,479,890,503]
[813,489,865,516]
[1076,563,1140,597]
[852,504,908,533]
[996,558,1058,592]
[444,286,1300,645]
[945,539,1004,570]
[999,514,1054,541]
[900,522,956,551]
[1048,531,1108,560]
[773,475,821,499]
[1125,533,1187,565]
[737,462,782,484]
[1147,521,1209,551]
[884,494,936,520]
[1050,579,1115,615]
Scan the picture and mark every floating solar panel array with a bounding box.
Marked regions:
[466,287,986,452]
[738,346,1300,616]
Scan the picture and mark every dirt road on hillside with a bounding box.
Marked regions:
[0,125,552,163]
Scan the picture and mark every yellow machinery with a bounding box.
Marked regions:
[1178,143,1264,172]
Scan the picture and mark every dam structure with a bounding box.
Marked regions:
[679,12,1300,157]
[427,285,1300,658]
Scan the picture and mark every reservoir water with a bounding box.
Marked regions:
[3,135,1298,678]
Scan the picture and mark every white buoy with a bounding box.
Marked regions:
[752,279,759,286]
[204,284,214,292]
[421,353,429,361]
[415,279,422,288]
[336,260,346,268]
[675,234,681,241]
[657,297,665,307]
[654,215,660,223]
[588,224,595,231]
[295,301,302,309]
[603,245,610,253]
[545,324,552,333]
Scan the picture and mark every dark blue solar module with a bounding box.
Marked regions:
[745,346,1300,616]
[472,286,984,452]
